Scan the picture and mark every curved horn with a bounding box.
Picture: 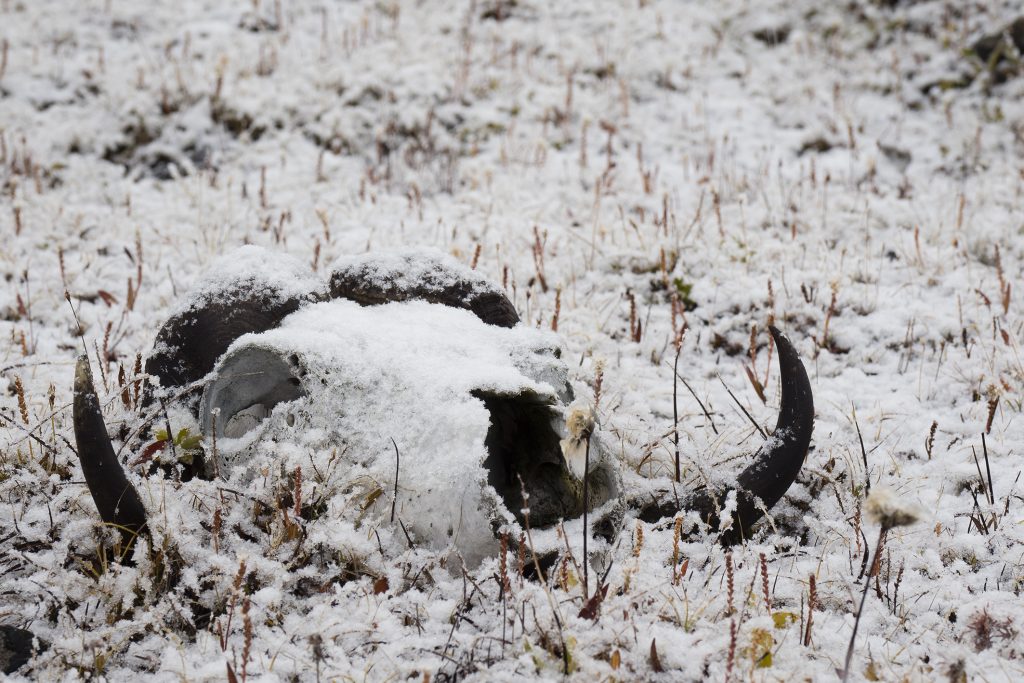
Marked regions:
[329,251,520,328]
[719,325,814,541]
[145,290,310,396]
[641,326,814,542]
[73,355,148,551]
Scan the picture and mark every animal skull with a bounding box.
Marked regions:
[71,246,814,565]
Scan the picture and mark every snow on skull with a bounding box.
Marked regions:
[73,247,622,564]
[70,245,813,567]
[198,298,620,563]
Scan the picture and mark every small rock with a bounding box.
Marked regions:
[971,17,1024,64]
[752,24,791,46]
[0,626,41,674]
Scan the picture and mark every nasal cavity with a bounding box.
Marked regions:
[476,391,580,529]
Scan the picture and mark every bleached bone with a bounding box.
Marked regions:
[197,298,619,562]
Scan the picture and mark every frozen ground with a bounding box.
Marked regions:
[2,0,1024,680]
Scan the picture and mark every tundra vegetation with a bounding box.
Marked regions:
[1,0,1023,680]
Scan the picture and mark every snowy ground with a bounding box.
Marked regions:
[2,0,1024,680]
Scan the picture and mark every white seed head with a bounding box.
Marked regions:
[560,401,596,479]
[864,487,921,530]
[565,402,596,441]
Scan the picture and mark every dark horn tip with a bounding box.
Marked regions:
[73,355,148,554]
[765,325,814,437]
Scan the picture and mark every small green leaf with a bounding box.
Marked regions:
[772,611,798,629]
[672,278,697,310]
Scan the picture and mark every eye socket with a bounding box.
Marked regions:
[201,347,307,440]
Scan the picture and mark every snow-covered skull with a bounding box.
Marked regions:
[73,247,621,564]
[71,245,814,566]
[197,294,620,563]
